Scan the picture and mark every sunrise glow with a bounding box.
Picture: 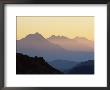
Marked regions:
[17,16,94,41]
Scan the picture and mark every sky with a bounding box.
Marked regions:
[17,16,94,41]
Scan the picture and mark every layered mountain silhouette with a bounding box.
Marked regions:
[48,35,94,52]
[67,60,94,74]
[16,53,94,74]
[16,53,63,74]
[17,32,94,62]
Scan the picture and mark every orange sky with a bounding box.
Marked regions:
[17,16,94,41]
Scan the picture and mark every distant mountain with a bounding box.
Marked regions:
[17,33,94,62]
[17,33,70,61]
[16,53,63,74]
[48,35,94,52]
[48,60,78,72]
[48,35,69,39]
[67,60,94,74]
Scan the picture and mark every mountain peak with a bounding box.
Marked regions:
[35,32,42,36]
[24,32,45,40]
[48,35,69,40]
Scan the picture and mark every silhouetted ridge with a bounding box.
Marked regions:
[68,60,94,74]
[48,35,69,39]
[73,36,88,40]
[17,33,94,61]
[16,53,63,74]
[21,32,45,41]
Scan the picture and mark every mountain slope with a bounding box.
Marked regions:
[67,60,94,74]
[48,35,94,52]
[17,33,71,61]
[16,53,63,74]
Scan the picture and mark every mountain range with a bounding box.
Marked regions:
[17,32,94,62]
[16,53,94,74]
[48,35,94,52]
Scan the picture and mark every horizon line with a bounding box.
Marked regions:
[16,32,94,42]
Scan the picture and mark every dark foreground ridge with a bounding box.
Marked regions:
[16,53,63,74]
